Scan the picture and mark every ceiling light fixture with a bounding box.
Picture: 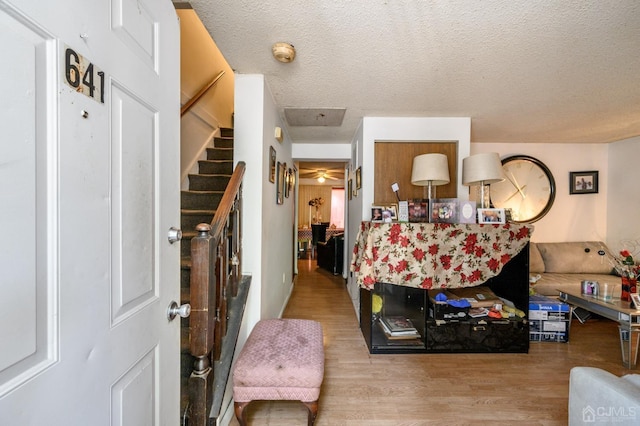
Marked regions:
[272,42,296,63]
[317,176,325,183]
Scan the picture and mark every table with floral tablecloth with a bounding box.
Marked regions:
[350,221,533,290]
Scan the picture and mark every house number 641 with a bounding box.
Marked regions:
[64,46,105,104]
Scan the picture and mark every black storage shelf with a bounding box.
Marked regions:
[360,243,530,354]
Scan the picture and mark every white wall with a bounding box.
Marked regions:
[607,136,640,255]
[234,73,295,321]
[471,143,609,242]
[346,117,472,313]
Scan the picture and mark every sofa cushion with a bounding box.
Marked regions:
[536,241,614,274]
[529,242,545,273]
[532,273,619,297]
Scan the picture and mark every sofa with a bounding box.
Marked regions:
[317,233,344,275]
[569,366,640,425]
[529,241,621,297]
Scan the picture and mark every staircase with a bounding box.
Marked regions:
[180,128,234,421]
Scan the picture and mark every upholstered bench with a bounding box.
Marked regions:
[233,318,325,425]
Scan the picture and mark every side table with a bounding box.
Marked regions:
[559,290,640,369]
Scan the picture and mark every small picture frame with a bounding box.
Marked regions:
[458,200,477,224]
[356,166,362,189]
[569,171,598,194]
[269,146,276,183]
[348,178,353,200]
[429,198,459,223]
[408,199,429,222]
[631,293,640,310]
[478,208,506,224]
[382,205,397,222]
[371,205,384,222]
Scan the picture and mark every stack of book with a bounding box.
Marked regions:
[378,316,420,340]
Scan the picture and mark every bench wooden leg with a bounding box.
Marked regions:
[302,400,318,426]
[234,401,250,426]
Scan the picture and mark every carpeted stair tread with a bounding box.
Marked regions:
[207,147,233,161]
[213,136,233,149]
[198,160,233,175]
[188,174,231,191]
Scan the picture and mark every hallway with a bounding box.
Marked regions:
[229,259,625,425]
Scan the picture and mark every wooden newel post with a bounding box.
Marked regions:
[189,223,218,425]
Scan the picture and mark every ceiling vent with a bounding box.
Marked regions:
[284,108,346,127]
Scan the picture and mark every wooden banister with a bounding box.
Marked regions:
[188,161,245,425]
[181,70,226,117]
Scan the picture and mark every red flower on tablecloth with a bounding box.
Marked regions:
[474,246,485,258]
[363,275,375,287]
[463,234,478,254]
[501,253,511,264]
[428,244,439,255]
[440,254,452,270]
[469,269,483,282]
[371,246,379,261]
[487,257,500,272]
[420,276,433,289]
[395,259,409,273]
[515,226,531,240]
[412,247,426,261]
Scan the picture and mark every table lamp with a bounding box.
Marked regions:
[411,153,450,199]
[462,152,504,208]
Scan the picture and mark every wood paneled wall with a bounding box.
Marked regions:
[374,142,458,205]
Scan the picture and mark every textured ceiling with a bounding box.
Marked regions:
[188,0,640,144]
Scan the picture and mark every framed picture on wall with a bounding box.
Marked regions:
[284,167,290,198]
[276,162,285,204]
[356,166,362,189]
[569,171,598,194]
[348,178,353,200]
[269,146,276,183]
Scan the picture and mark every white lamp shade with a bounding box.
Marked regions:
[462,152,504,186]
[411,153,450,186]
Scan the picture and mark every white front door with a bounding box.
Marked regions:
[0,0,181,424]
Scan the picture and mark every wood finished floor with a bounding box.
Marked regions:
[229,257,631,425]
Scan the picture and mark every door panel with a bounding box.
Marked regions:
[111,84,157,324]
[0,3,57,397]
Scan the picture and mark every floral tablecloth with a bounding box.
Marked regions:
[350,221,533,290]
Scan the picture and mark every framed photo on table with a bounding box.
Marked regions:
[371,206,384,222]
[429,198,458,223]
[478,208,506,224]
[408,199,428,222]
[382,205,397,222]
